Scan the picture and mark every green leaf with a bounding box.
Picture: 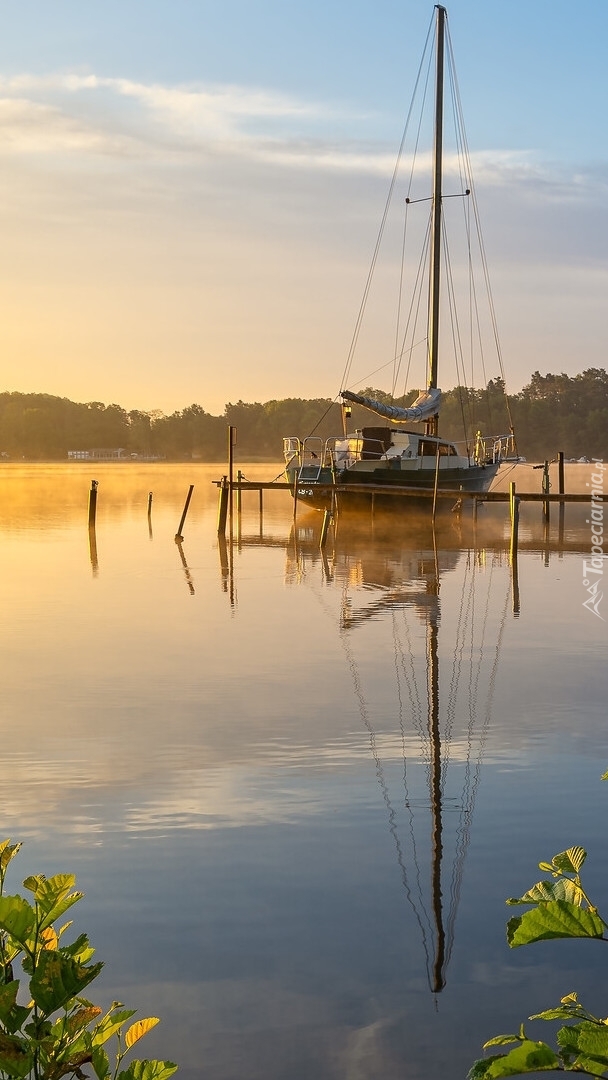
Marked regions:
[530,1007,586,1021]
[60,931,96,964]
[552,847,587,875]
[468,1057,504,1080]
[483,1035,523,1049]
[117,1060,178,1080]
[0,980,19,1020]
[0,1032,34,1078]
[91,1044,111,1080]
[0,980,31,1034]
[91,1008,137,1047]
[0,894,36,948]
[0,842,21,876]
[506,878,586,906]
[471,1040,559,1077]
[30,950,103,1014]
[507,900,605,947]
[557,1021,608,1075]
[23,873,84,932]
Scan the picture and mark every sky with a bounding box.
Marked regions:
[0,0,606,417]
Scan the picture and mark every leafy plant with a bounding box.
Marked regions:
[0,839,177,1080]
[469,846,608,1077]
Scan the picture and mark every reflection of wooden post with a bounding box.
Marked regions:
[432,445,440,521]
[292,473,299,521]
[511,495,520,615]
[88,525,99,577]
[558,451,565,549]
[319,510,331,549]
[217,476,229,536]
[175,484,194,541]
[510,494,520,564]
[88,480,98,528]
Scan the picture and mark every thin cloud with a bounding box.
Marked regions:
[0,70,603,207]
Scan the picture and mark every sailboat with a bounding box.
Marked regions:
[283,6,517,509]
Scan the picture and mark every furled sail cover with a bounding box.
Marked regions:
[341,386,441,423]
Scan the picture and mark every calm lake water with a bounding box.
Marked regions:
[1,463,606,1080]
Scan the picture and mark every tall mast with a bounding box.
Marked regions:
[426,4,446,438]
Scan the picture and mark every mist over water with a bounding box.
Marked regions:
[1,463,606,1079]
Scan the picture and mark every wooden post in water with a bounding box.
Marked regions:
[175,484,194,541]
[558,450,565,548]
[228,426,236,534]
[217,476,229,536]
[147,491,153,517]
[292,473,299,521]
[236,469,242,516]
[88,479,98,528]
[542,460,550,524]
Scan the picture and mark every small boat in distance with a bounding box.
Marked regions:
[284,6,518,509]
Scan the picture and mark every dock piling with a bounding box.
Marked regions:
[88,479,98,529]
[175,484,194,541]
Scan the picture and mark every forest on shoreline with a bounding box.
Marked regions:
[1,368,607,463]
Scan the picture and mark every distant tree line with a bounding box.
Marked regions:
[1,368,606,462]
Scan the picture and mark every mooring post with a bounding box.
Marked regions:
[542,460,550,524]
[147,491,153,517]
[228,426,236,534]
[175,484,194,541]
[292,473,299,521]
[509,481,516,524]
[217,476,229,536]
[472,495,478,525]
[557,451,565,547]
[236,469,242,516]
[88,479,98,529]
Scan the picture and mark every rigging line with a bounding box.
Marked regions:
[445,27,517,442]
[441,216,473,452]
[339,610,435,977]
[443,550,473,792]
[445,559,511,960]
[394,611,429,763]
[340,13,435,394]
[441,550,476,793]
[392,613,434,943]
[392,45,434,399]
[396,209,433,400]
[393,199,410,399]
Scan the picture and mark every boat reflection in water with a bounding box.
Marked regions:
[220,515,511,994]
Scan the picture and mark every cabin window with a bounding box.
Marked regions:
[419,441,458,457]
